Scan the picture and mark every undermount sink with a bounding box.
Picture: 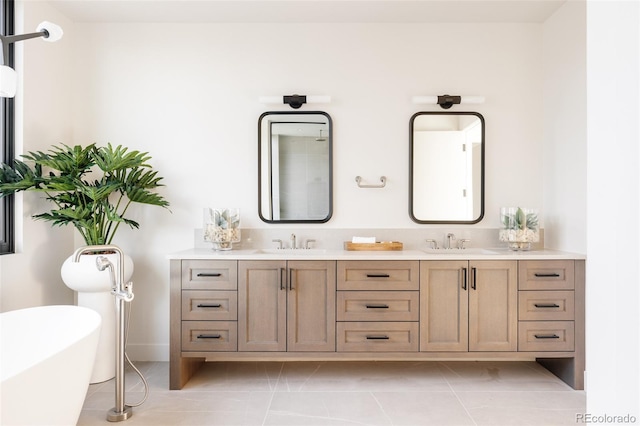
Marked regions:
[258,248,328,255]
[422,248,498,255]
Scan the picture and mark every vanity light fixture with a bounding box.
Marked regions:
[412,94,485,109]
[259,94,331,109]
[0,21,64,98]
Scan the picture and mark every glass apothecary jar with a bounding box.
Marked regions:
[203,207,241,250]
[499,207,539,251]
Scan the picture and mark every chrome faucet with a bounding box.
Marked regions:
[445,233,456,249]
[290,233,297,249]
[72,245,133,421]
[72,245,128,297]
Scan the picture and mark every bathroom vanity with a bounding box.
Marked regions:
[169,249,585,390]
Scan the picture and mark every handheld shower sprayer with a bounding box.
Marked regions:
[96,256,134,303]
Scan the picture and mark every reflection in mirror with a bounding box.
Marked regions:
[410,112,484,224]
[259,111,332,223]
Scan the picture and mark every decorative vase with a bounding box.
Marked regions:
[499,207,539,251]
[61,252,134,383]
[203,207,241,250]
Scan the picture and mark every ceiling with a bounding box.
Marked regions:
[48,0,567,23]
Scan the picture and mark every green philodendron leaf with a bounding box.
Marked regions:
[0,142,170,245]
[515,207,526,230]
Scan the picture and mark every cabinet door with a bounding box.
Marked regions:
[238,260,287,351]
[468,260,518,351]
[420,260,469,351]
[287,260,336,352]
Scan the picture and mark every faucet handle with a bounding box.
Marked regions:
[272,239,283,249]
[304,239,316,249]
[458,239,470,249]
[125,282,134,302]
[426,239,438,249]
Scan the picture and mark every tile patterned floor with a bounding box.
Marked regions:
[78,361,585,425]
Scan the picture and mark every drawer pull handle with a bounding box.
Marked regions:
[534,273,560,278]
[534,303,560,308]
[365,304,389,309]
[471,267,477,290]
[461,267,467,290]
[197,273,222,277]
[196,303,222,308]
[366,273,390,278]
[197,334,221,339]
[534,334,560,339]
[366,335,390,340]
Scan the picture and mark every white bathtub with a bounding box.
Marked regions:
[1,305,102,426]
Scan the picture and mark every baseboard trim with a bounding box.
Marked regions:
[125,344,169,362]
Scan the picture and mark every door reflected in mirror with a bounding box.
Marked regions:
[259,111,332,223]
[410,112,484,224]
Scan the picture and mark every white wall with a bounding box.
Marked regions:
[4,5,549,359]
[0,0,75,312]
[64,21,544,358]
[542,1,587,253]
[586,0,640,418]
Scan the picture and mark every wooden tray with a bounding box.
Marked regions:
[344,241,403,251]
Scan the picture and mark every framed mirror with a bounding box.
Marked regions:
[259,111,332,223]
[409,111,484,224]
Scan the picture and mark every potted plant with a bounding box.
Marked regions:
[0,142,170,382]
[0,142,169,244]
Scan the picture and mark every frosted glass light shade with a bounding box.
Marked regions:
[36,21,64,42]
[0,65,17,98]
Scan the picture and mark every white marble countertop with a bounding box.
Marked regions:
[167,247,586,261]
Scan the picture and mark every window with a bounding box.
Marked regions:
[0,0,15,254]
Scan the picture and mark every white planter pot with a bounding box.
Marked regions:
[61,253,134,383]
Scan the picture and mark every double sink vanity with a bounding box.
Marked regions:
[169,246,585,391]
[168,107,584,391]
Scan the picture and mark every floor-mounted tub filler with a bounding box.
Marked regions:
[0,305,101,426]
[71,244,148,422]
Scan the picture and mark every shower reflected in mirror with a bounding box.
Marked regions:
[259,111,332,223]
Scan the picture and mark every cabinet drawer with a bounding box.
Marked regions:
[337,322,419,352]
[337,261,419,291]
[182,321,237,352]
[182,290,237,321]
[518,260,574,290]
[337,291,419,322]
[518,321,574,351]
[518,290,574,321]
[182,260,237,290]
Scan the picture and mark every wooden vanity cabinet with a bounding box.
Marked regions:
[180,260,239,352]
[170,255,585,391]
[238,260,336,352]
[517,260,576,352]
[336,260,420,352]
[420,260,518,352]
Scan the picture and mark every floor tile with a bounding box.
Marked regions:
[456,390,586,425]
[438,361,573,391]
[265,391,392,426]
[373,391,475,426]
[78,361,585,426]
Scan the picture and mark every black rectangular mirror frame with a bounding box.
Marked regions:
[409,111,485,224]
[258,111,333,224]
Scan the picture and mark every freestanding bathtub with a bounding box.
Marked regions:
[1,305,102,426]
